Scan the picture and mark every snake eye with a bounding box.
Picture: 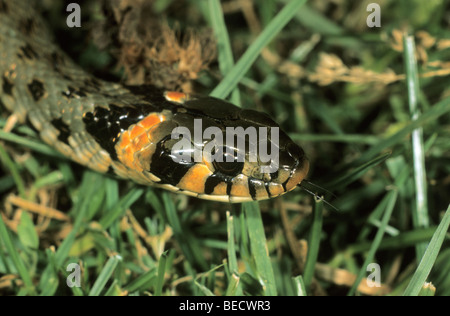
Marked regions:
[212,148,244,177]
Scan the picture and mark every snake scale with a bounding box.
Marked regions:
[0,0,309,203]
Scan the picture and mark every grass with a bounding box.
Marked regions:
[0,0,450,296]
[302,197,324,291]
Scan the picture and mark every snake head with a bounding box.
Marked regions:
[141,95,310,202]
[113,92,309,202]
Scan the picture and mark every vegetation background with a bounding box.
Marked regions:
[0,0,449,296]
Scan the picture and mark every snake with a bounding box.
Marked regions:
[0,0,309,203]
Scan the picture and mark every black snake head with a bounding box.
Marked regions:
[115,92,309,202]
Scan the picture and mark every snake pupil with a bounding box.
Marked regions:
[212,148,244,176]
[213,160,244,176]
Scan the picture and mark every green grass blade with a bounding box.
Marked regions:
[104,280,122,296]
[290,133,379,145]
[226,211,238,274]
[292,275,307,296]
[155,251,168,296]
[162,192,207,270]
[99,187,144,229]
[352,96,450,166]
[226,211,242,296]
[303,197,324,291]
[0,144,26,198]
[403,34,429,259]
[39,249,59,296]
[403,204,450,296]
[53,173,104,266]
[292,3,344,36]
[326,153,390,189]
[194,281,215,296]
[243,202,277,296]
[347,190,398,296]
[225,273,240,296]
[210,0,307,99]
[17,211,39,250]
[124,269,157,293]
[349,226,448,253]
[0,129,63,158]
[0,212,35,294]
[207,0,241,106]
[88,255,122,296]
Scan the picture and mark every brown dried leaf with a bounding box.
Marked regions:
[416,31,436,49]
[315,263,391,296]
[437,39,450,50]
[308,53,401,86]
[390,29,404,52]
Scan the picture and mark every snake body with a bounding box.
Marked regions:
[0,0,309,203]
